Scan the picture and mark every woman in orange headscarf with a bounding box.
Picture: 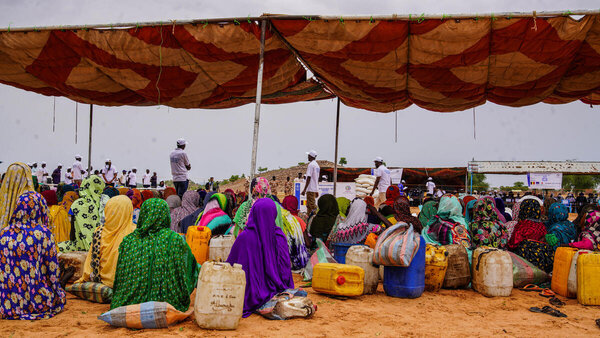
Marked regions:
[141,190,154,202]
[126,189,143,224]
[163,187,177,200]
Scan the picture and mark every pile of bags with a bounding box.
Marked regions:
[355,174,377,198]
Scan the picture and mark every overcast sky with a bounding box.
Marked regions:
[0,0,598,187]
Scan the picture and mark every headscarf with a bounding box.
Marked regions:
[170,190,200,231]
[574,204,600,232]
[336,197,351,217]
[464,199,477,223]
[57,183,74,202]
[364,196,375,207]
[480,196,507,223]
[59,191,78,212]
[495,197,512,222]
[308,194,340,241]
[162,187,177,200]
[282,196,299,216]
[461,195,477,216]
[41,190,58,206]
[166,195,182,211]
[253,177,271,197]
[0,162,35,229]
[418,200,438,226]
[223,190,237,219]
[578,211,600,248]
[102,186,120,199]
[196,193,232,236]
[424,195,471,248]
[0,191,66,319]
[78,195,136,288]
[385,186,401,206]
[118,187,128,195]
[226,198,294,317]
[111,198,199,312]
[393,196,422,233]
[507,199,546,250]
[329,199,380,244]
[546,203,577,248]
[468,198,508,248]
[233,178,272,235]
[141,190,154,202]
[58,175,105,252]
[127,189,143,209]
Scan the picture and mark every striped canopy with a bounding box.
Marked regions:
[0,13,599,112]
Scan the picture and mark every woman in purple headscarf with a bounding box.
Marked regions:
[226,198,294,317]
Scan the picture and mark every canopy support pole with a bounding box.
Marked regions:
[88,104,93,172]
[333,97,340,196]
[249,20,266,192]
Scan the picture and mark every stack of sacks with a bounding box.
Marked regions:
[355,174,377,198]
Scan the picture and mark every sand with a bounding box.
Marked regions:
[2,273,599,337]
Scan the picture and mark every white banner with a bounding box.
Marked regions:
[527,172,563,190]
[295,182,356,213]
[390,168,403,184]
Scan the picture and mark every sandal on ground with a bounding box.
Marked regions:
[529,306,567,318]
[540,289,556,298]
[520,284,544,292]
[596,319,600,328]
[549,297,565,307]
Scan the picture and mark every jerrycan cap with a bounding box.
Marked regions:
[336,275,346,285]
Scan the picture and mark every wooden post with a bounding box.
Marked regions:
[249,20,266,194]
[88,104,93,172]
[333,98,340,196]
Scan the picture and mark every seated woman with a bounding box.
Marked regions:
[76,195,136,290]
[418,199,438,227]
[495,198,512,222]
[283,195,307,231]
[336,197,351,217]
[328,199,381,245]
[468,198,508,248]
[0,191,66,319]
[306,194,340,247]
[0,162,35,229]
[503,200,521,240]
[226,198,294,317]
[233,177,272,236]
[59,175,106,253]
[111,198,199,312]
[391,196,422,233]
[422,195,472,250]
[41,190,71,243]
[545,203,576,248]
[171,191,200,232]
[507,199,547,250]
[126,189,143,225]
[570,210,600,250]
[193,193,232,236]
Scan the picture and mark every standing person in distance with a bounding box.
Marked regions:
[271,176,279,197]
[128,168,137,189]
[118,170,128,187]
[64,168,73,185]
[294,172,304,184]
[150,172,158,189]
[426,177,436,196]
[72,155,84,186]
[370,157,391,208]
[37,161,49,184]
[301,150,320,216]
[101,159,117,186]
[142,169,151,188]
[52,163,62,185]
[170,138,191,198]
[284,176,293,196]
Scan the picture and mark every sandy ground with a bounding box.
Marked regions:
[1,273,599,337]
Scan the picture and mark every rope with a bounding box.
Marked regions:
[52,97,56,132]
[155,25,163,106]
[532,11,538,31]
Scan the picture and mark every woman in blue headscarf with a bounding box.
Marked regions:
[545,202,577,248]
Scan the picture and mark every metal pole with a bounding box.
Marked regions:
[88,104,93,173]
[249,20,266,192]
[333,97,341,196]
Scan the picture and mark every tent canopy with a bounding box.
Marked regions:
[0,11,598,112]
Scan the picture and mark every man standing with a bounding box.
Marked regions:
[426,177,436,196]
[370,157,391,207]
[65,168,73,185]
[294,172,304,184]
[206,177,218,192]
[31,162,38,177]
[37,162,49,184]
[142,169,151,188]
[284,176,293,196]
[128,168,138,189]
[301,150,320,216]
[271,176,279,196]
[170,138,191,198]
[72,155,84,186]
[52,163,62,185]
[101,159,117,186]
[118,170,128,187]
[150,172,158,188]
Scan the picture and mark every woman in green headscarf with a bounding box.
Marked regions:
[58,175,108,252]
[422,195,472,250]
[336,197,351,217]
[418,199,438,227]
[111,198,199,312]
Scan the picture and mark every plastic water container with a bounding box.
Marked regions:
[424,244,448,292]
[577,252,600,305]
[471,247,513,297]
[551,247,578,297]
[442,244,471,289]
[312,263,364,297]
[567,250,591,298]
[345,245,378,294]
[186,226,211,264]
[194,261,246,330]
[383,236,426,299]
[209,235,235,262]
[332,243,354,264]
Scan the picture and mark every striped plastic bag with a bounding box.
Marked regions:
[98,302,192,329]
[302,239,337,281]
[372,222,420,267]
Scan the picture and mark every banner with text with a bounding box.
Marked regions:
[527,172,563,190]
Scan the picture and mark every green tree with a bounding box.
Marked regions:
[513,181,526,188]
[562,175,600,191]
[339,157,347,166]
[229,174,240,181]
[469,173,490,191]
[258,167,268,173]
[297,162,306,166]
